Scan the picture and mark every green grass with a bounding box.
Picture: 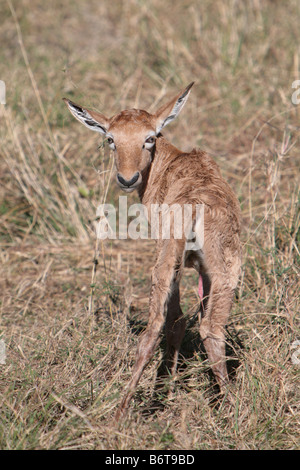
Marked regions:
[0,0,299,450]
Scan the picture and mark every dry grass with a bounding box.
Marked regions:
[0,0,299,449]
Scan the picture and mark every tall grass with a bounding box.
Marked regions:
[0,0,299,449]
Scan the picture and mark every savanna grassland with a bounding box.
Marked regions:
[0,0,299,450]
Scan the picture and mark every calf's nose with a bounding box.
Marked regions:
[117,171,140,187]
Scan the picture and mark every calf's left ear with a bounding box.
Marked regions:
[153,82,194,135]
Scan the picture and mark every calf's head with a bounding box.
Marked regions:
[63,82,194,193]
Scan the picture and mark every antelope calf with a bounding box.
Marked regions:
[64,83,241,419]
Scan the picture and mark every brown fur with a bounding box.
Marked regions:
[64,83,242,420]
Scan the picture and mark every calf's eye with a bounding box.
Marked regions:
[144,136,156,150]
[107,137,116,149]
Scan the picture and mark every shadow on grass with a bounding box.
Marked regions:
[126,301,245,418]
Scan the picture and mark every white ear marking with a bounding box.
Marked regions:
[63,98,108,135]
[155,82,194,134]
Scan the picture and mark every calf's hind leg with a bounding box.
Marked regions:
[164,280,186,377]
[116,240,182,420]
[199,280,234,389]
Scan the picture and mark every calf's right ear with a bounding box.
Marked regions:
[63,98,109,135]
